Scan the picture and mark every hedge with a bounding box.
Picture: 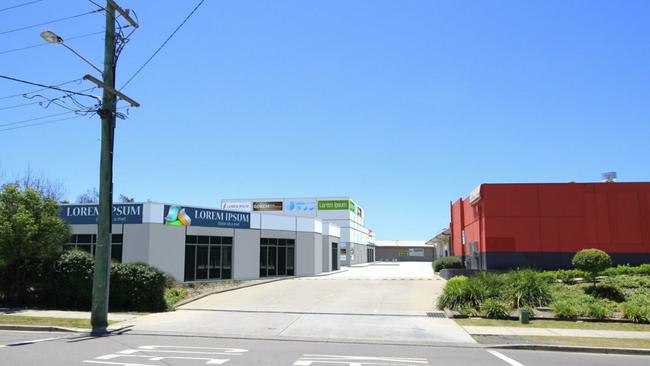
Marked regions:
[110,262,168,312]
[432,257,464,272]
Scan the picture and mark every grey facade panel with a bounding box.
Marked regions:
[295,232,321,276]
[122,223,149,264]
[261,229,297,240]
[146,224,186,280]
[234,228,261,279]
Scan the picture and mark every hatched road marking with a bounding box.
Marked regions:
[487,350,525,366]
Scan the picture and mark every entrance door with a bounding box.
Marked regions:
[331,243,338,271]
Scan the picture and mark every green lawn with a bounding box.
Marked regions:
[526,336,650,349]
[0,315,116,329]
[456,318,650,332]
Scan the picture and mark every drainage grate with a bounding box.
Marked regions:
[426,311,447,318]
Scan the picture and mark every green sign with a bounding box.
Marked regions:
[398,251,408,257]
[318,200,356,212]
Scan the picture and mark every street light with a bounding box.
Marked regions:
[40,30,103,75]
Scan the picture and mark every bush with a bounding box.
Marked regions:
[621,291,650,324]
[437,276,469,310]
[545,269,590,284]
[459,304,481,317]
[432,257,464,272]
[164,287,188,310]
[481,299,511,319]
[585,301,612,319]
[572,249,612,283]
[505,269,552,308]
[551,300,578,319]
[110,263,167,312]
[48,250,94,309]
[602,264,650,277]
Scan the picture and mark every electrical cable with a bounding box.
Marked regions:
[0,115,86,133]
[0,75,100,100]
[0,79,81,101]
[0,9,102,36]
[0,30,104,56]
[0,0,45,13]
[120,0,207,90]
[0,110,74,128]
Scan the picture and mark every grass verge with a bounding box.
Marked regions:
[456,318,650,332]
[526,336,650,349]
[0,315,116,329]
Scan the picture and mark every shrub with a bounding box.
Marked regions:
[437,276,469,310]
[585,301,611,319]
[164,287,188,310]
[572,249,612,284]
[552,269,590,284]
[620,291,650,323]
[584,284,625,302]
[432,257,464,272]
[459,304,480,317]
[551,300,578,319]
[602,264,650,277]
[48,250,95,309]
[110,263,167,312]
[505,269,552,308]
[481,299,511,319]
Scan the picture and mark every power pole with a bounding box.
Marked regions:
[90,0,138,335]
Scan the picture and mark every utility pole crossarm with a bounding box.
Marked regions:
[83,74,140,107]
[107,0,139,28]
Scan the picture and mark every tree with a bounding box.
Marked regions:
[1,166,66,202]
[572,249,612,286]
[0,185,70,305]
[77,187,99,203]
[119,194,135,203]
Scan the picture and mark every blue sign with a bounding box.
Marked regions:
[163,205,250,229]
[285,200,316,212]
[59,204,143,225]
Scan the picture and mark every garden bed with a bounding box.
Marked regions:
[436,263,650,324]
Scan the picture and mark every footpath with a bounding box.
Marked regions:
[464,325,650,339]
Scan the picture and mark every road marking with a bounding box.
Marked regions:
[85,345,248,365]
[294,354,429,365]
[487,350,525,366]
[94,354,229,364]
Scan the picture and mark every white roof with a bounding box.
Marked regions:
[374,240,431,248]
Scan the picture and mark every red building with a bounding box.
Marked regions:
[450,182,650,270]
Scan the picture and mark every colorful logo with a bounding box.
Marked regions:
[164,206,191,226]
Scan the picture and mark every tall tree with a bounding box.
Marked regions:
[1,166,66,202]
[0,185,70,305]
[77,188,100,203]
[119,195,135,203]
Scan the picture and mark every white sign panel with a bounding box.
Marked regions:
[221,201,252,212]
[284,199,317,215]
[409,248,425,257]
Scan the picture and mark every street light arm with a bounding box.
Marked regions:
[61,43,103,75]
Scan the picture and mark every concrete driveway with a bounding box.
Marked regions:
[124,263,475,344]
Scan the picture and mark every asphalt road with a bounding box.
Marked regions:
[1,330,649,366]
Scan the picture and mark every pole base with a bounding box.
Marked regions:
[91,326,109,336]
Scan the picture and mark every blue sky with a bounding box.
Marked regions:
[1,0,648,240]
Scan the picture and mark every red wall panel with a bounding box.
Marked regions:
[451,182,650,256]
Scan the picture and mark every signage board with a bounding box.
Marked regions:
[164,205,250,229]
[409,248,425,257]
[221,201,251,212]
[469,185,481,204]
[253,201,283,211]
[60,204,143,225]
[284,200,316,213]
[398,251,408,257]
[318,199,356,212]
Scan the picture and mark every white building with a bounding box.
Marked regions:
[221,197,375,265]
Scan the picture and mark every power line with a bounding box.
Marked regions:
[0,9,101,36]
[0,79,81,100]
[0,110,74,128]
[0,100,40,111]
[0,75,100,100]
[120,0,207,90]
[0,115,85,133]
[0,86,97,111]
[0,30,104,56]
[0,0,45,13]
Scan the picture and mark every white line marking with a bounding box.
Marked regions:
[487,350,525,366]
[95,354,229,364]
